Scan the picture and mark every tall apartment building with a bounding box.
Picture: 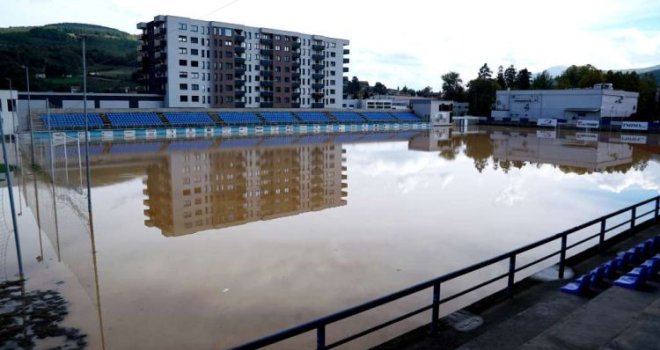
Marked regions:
[137,15,350,109]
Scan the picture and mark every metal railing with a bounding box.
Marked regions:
[229,195,660,350]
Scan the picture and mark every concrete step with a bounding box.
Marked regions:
[520,283,660,349]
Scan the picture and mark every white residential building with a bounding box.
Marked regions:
[137,15,350,109]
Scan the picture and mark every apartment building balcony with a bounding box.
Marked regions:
[343,58,350,64]
[260,38,273,46]
[291,72,301,80]
[234,78,246,86]
[312,44,325,51]
[234,68,246,76]
[292,92,301,99]
[260,102,274,108]
[292,81,300,88]
[260,70,273,78]
[312,64,325,71]
[312,92,325,99]
[234,33,245,43]
[291,103,300,108]
[137,22,147,30]
[292,41,301,49]
[292,62,300,69]
[260,91,274,98]
[312,54,325,61]
[234,46,246,54]
[312,73,324,80]
[343,67,349,72]
[235,90,246,98]
[312,83,324,90]
[260,59,273,66]
[235,102,246,108]
[292,52,301,59]
[260,48,273,56]
[234,57,246,65]
[311,103,324,108]
[343,49,350,54]
[260,80,273,88]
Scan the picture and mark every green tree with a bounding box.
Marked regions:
[345,76,361,98]
[515,68,532,89]
[372,81,388,95]
[441,71,465,101]
[467,78,499,116]
[496,65,506,89]
[532,70,554,89]
[417,86,434,97]
[504,65,517,89]
[478,63,493,80]
[556,64,603,88]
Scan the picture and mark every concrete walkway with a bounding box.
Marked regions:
[377,225,660,350]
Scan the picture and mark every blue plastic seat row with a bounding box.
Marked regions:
[107,112,162,127]
[296,112,330,123]
[561,236,660,295]
[361,112,396,123]
[330,112,364,123]
[163,112,214,125]
[218,112,261,125]
[42,113,104,129]
[260,112,299,124]
[390,112,421,122]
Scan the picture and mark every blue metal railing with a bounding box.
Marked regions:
[229,195,660,350]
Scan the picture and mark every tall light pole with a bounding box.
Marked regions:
[23,65,35,166]
[1,77,23,278]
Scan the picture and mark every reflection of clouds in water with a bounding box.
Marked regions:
[534,163,660,194]
[349,145,457,194]
[588,171,660,193]
[493,176,526,207]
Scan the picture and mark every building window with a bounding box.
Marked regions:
[179,47,188,54]
[179,71,188,78]
[192,96,199,102]
[179,59,188,66]
[192,84,200,91]
[178,23,187,30]
[191,25,199,32]
[180,83,188,90]
[191,61,199,67]
[180,95,188,102]
[191,49,199,56]
[224,40,233,46]
[191,37,199,44]
[191,72,199,79]
[223,28,233,36]
[178,35,187,42]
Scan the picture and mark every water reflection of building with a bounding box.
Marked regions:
[144,144,347,236]
[409,127,637,173]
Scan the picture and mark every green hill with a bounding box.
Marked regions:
[0,23,141,93]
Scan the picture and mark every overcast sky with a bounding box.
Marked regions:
[3,0,660,90]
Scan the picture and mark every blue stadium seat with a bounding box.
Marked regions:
[614,266,649,289]
[163,112,214,126]
[361,112,397,123]
[641,259,660,280]
[390,112,421,122]
[107,112,163,127]
[260,112,299,124]
[295,112,330,123]
[217,112,262,125]
[560,274,591,296]
[330,112,365,123]
[41,113,104,130]
[589,266,607,286]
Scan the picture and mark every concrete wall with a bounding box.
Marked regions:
[0,90,18,135]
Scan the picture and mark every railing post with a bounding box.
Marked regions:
[559,234,567,279]
[430,282,441,335]
[631,207,636,229]
[599,219,606,252]
[507,255,516,297]
[316,325,326,350]
[655,198,659,223]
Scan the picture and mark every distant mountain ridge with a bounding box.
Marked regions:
[0,22,139,92]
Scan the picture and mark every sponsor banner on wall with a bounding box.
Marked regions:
[165,129,176,139]
[145,129,157,139]
[238,127,248,136]
[101,130,114,141]
[537,118,557,127]
[575,132,598,142]
[185,128,196,138]
[313,125,321,133]
[299,125,308,134]
[621,134,647,144]
[124,130,136,140]
[254,126,264,135]
[621,121,648,131]
[270,126,279,134]
[576,120,600,128]
[222,127,231,136]
[204,127,214,136]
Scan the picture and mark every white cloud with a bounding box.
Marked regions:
[2,0,659,88]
